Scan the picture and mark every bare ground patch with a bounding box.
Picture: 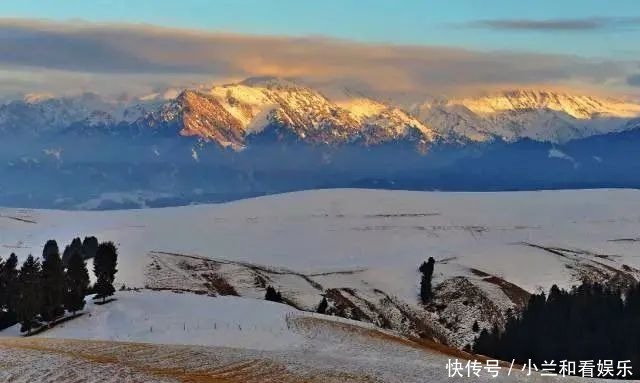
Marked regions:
[0,337,380,383]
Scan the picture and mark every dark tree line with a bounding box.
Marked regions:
[0,237,118,334]
[474,282,640,378]
[0,254,18,329]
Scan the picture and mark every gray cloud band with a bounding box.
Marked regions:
[0,18,636,99]
[628,74,640,87]
[468,17,640,31]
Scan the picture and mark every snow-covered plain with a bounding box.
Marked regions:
[4,188,640,345]
[2,188,640,293]
[1,188,637,382]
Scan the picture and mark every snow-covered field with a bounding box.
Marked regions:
[1,291,303,350]
[0,291,611,383]
[0,290,481,382]
[1,188,637,381]
[2,188,640,292]
[4,188,640,344]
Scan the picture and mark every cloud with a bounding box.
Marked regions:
[628,74,640,87]
[468,17,640,32]
[0,18,637,100]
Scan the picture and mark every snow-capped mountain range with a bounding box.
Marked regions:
[140,78,433,151]
[414,90,640,143]
[3,77,640,209]
[2,77,639,147]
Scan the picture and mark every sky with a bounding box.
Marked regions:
[0,0,639,100]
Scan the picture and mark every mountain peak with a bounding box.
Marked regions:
[23,92,55,104]
[411,88,640,144]
[238,76,302,90]
[449,89,640,119]
[146,80,437,150]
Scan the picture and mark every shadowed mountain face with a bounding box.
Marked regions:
[2,79,640,209]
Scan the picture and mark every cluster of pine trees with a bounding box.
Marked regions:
[62,236,99,266]
[474,282,640,378]
[0,238,118,334]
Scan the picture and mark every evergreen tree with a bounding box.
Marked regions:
[0,253,19,329]
[17,255,42,334]
[62,237,83,266]
[317,296,328,314]
[42,240,59,260]
[93,242,118,302]
[473,282,640,378]
[0,256,5,328]
[265,285,283,303]
[64,251,90,314]
[40,240,65,322]
[419,257,435,303]
[420,274,430,303]
[0,256,4,302]
[82,236,99,260]
[474,328,491,355]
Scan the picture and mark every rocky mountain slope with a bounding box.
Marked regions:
[142,78,435,150]
[413,90,640,143]
[0,92,154,136]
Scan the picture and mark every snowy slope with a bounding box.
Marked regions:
[3,188,640,290]
[1,291,304,351]
[0,288,616,383]
[452,90,640,119]
[2,188,640,347]
[0,92,158,135]
[155,78,436,149]
[413,90,640,143]
[0,289,452,383]
[0,293,604,383]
